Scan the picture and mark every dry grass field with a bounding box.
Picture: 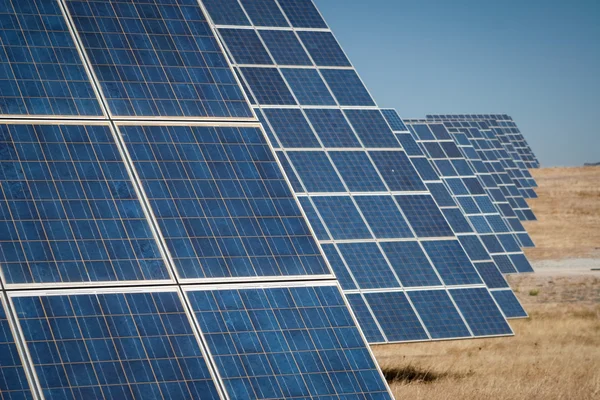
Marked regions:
[373,167,600,400]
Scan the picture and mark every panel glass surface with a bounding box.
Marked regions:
[187,284,392,399]
[407,290,471,339]
[121,124,329,280]
[449,288,512,336]
[364,292,429,342]
[0,123,170,286]
[0,0,102,117]
[66,0,252,118]
[12,290,221,399]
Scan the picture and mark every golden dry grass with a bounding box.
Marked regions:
[373,278,600,400]
[524,166,600,261]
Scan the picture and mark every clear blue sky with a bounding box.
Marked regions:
[315,0,600,167]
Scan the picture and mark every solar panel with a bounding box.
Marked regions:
[0,295,34,399]
[10,288,223,399]
[402,118,536,260]
[204,0,515,344]
[64,0,253,118]
[0,0,103,117]
[185,283,392,398]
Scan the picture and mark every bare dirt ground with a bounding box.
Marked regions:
[373,167,600,400]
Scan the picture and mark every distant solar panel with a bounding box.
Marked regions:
[206,0,516,344]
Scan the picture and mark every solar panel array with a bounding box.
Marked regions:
[401,118,536,255]
[424,117,538,222]
[0,0,397,397]
[201,0,517,344]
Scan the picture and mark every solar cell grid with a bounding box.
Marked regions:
[262,108,320,148]
[353,196,414,239]
[449,288,512,336]
[337,243,400,290]
[0,122,171,286]
[407,290,471,339]
[328,152,387,192]
[186,283,392,399]
[394,195,453,237]
[378,242,441,287]
[65,0,252,118]
[258,30,312,66]
[345,294,385,343]
[281,68,336,106]
[120,124,330,281]
[0,0,103,117]
[285,151,345,193]
[310,196,372,240]
[420,240,482,286]
[11,289,222,400]
[364,292,429,342]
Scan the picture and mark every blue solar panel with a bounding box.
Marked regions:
[379,242,442,287]
[0,297,33,399]
[304,109,361,148]
[277,0,328,29]
[337,243,400,289]
[263,108,320,148]
[396,134,423,156]
[449,288,512,336]
[381,109,408,132]
[186,284,391,399]
[353,196,414,239]
[369,151,426,191]
[394,195,454,237]
[121,124,328,280]
[421,241,482,286]
[320,70,375,106]
[329,152,387,192]
[297,197,330,241]
[311,197,372,240]
[67,0,251,118]
[241,67,298,105]
[458,235,494,261]
[286,151,345,192]
[281,69,336,105]
[492,255,517,274]
[474,262,509,289]
[510,253,534,273]
[321,244,356,290]
[239,0,289,27]
[0,123,170,286]
[201,0,250,25]
[426,182,457,207]
[492,290,528,318]
[346,294,386,343]
[219,28,273,65]
[412,157,441,181]
[259,30,313,66]
[344,110,399,148]
[364,292,429,342]
[12,290,221,399]
[442,208,475,233]
[2,0,103,116]
[298,31,351,67]
[408,290,471,339]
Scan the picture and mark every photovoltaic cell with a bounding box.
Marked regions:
[380,110,408,132]
[421,241,482,286]
[12,290,222,400]
[449,288,512,336]
[186,284,392,399]
[121,124,329,280]
[297,31,351,67]
[474,262,509,289]
[364,292,429,342]
[345,294,385,343]
[0,297,33,399]
[379,242,441,287]
[297,197,329,241]
[343,110,399,148]
[66,0,251,118]
[492,290,528,318]
[337,242,400,289]
[328,152,387,192]
[320,244,356,291]
[285,151,345,193]
[394,195,454,237]
[281,68,336,105]
[369,151,426,191]
[262,108,320,148]
[259,30,312,66]
[239,67,296,105]
[276,0,328,29]
[0,0,103,117]
[239,0,289,27]
[320,70,374,106]
[353,196,413,239]
[408,290,471,339]
[310,196,372,240]
[303,109,360,148]
[0,123,170,286]
[202,0,250,25]
[219,28,273,65]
